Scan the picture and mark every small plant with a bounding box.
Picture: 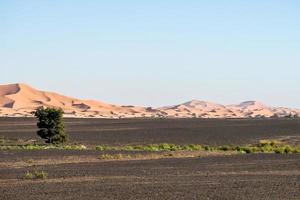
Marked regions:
[99,154,124,160]
[240,147,253,154]
[24,171,34,179]
[204,145,215,151]
[145,144,160,151]
[34,171,48,179]
[123,145,135,151]
[93,142,300,154]
[218,145,231,151]
[24,171,48,180]
[160,143,179,151]
[274,147,285,154]
[182,144,203,151]
[25,159,34,164]
[0,136,4,145]
[95,145,115,151]
[63,145,87,150]
[0,143,89,151]
[164,153,174,157]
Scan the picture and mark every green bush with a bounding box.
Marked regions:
[183,144,203,151]
[24,171,48,180]
[293,147,300,153]
[24,171,34,179]
[274,148,285,154]
[218,145,231,151]
[146,144,160,151]
[123,145,135,151]
[240,147,253,154]
[159,143,172,151]
[63,145,87,150]
[34,171,48,179]
[34,107,68,144]
[95,145,114,151]
[284,145,293,154]
[99,154,124,160]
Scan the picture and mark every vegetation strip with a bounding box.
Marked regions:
[95,140,300,154]
[0,144,87,150]
[1,140,300,154]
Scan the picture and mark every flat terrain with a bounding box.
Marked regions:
[0,117,300,145]
[0,152,299,200]
[0,118,300,199]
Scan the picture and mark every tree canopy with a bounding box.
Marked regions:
[34,107,67,144]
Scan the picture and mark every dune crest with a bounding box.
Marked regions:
[0,83,299,118]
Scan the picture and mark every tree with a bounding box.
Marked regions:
[34,107,68,144]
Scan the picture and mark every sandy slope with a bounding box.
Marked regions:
[0,83,162,118]
[0,83,299,118]
[162,100,300,118]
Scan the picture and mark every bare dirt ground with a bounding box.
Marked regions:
[0,118,300,199]
[0,152,299,200]
[1,117,300,145]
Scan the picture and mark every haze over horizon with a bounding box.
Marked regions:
[1,1,300,108]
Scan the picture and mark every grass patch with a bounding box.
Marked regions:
[232,140,300,154]
[0,144,87,151]
[25,159,34,164]
[99,153,125,160]
[95,140,300,154]
[95,143,204,152]
[98,152,179,161]
[1,139,299,154]
[24,171,48,180]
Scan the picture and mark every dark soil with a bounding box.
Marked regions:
[1,117,300,199]
[1,117,300,145]
[0,153,299,200]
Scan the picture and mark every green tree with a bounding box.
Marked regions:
[34,107,68,144]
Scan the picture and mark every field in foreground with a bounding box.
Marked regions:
[0,151,299,200]
[0,118,300,200]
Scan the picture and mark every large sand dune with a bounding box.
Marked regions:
[0,83,299,118]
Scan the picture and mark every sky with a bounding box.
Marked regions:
[1,0,300,108]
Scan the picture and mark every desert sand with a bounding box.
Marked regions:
[0,83,299,118]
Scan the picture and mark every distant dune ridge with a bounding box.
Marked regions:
[0,83,299,118]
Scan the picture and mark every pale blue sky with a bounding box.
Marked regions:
[1,0,299,107]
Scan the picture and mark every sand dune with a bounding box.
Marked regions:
[0,83,162,118]
[0,83,299,118]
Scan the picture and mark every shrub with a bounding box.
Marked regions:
[165,153,174,157]
[123,145,135,151]
[146,144,160,151]
[95,145,108,151]
[91,142,300,154]
[24,171,48,179]
[24,171,34,179]
[240,147,253,154]
[284,145,293,154]
[292,147,300,153]
[218,145,231,151]
[99,154,124,160]
[34,171,48,179]
[95,145,116,151]
[274,148,285,154]
[183,144,203,151]
[204,146,211,151]
[249,146,260,153]
[34,107,68,144]
[159,143,172,151]
[25,159,34,164]
[63,145,87,150]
